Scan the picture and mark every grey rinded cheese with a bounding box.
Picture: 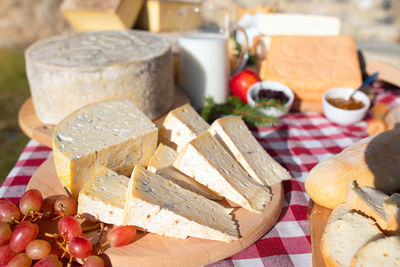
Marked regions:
[78,167,129,225]
[147,144,222,200]
[52,100,158,199]
[25,30,174,124]
[123,165,239,242]
[159,104,209,151]
[208,116,291,186]
[173,132,272,213]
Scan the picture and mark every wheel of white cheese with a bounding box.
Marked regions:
[25,30,174,124]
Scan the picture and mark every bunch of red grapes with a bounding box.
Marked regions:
[0,189,136,266]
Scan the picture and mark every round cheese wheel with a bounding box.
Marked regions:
[25,30,174,124]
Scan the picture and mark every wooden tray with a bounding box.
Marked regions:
[307,200,332,267]
[18,89,189,148]
[27,158,284,267]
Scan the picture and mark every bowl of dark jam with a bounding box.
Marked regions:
[247,81,294,118]
[322,87,371,125]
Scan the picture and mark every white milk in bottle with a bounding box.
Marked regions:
[179,32,229,109]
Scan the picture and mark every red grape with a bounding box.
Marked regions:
[83,255,105,267]
[0,244,16,264]
[54,196,77,216]
[9,221,39,253]
[0,199,20,223]
[33,254,62,267]
[8,252,32,267]
[19,189,43,215]
[107,225,136,247]
[26,239,51,260]
[0,221,12,246]
[58,215,82,240]
[41,197,57,217]
[69,236,93,259]
[49,245,63,257]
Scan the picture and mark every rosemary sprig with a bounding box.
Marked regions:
[201,96,285,127]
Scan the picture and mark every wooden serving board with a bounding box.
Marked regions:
[27,158,284,267]
[18,89,189,148]
[307,200,332,267]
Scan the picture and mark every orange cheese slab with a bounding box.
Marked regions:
[261,36,362,103]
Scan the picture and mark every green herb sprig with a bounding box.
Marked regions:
[201,96,285,127]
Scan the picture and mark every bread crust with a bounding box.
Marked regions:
[305,129,400,209]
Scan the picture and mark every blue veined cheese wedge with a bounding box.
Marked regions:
[173,132,272,213]
[208,116,291,186]
[123,165,238,243]
[147,143,222,200]
[52,100,158,199]
[159,104,209,152]
[78,167,129,225]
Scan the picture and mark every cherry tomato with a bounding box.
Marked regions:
[230,69,260,103]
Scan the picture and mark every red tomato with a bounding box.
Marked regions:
[230,69,260,103]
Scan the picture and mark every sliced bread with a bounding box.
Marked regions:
[321,204,384,267]
[351,236,400,267]
[346,181,400,232]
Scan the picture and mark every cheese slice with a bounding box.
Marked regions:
[78,167,129,225]
[208,116,291,186]
[147,144,222,200]
[52,100,158,199]
[159,104,209,151]
[123,165,238,242]
[173,132,272,213]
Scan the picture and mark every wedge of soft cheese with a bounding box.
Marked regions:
[208,116,291,186]
[78,167,129,225]
[52,100,158,199]
[123,166,238,242]
[159,104,209,151]
[173,132,272,213]
[147,144,222,200]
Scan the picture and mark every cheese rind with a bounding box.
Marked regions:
[147,144,222,200]
[209,116,291,186]
[123,166,238,242]
[78,167,129,225]
[25,30,174,124]
[173,132,272,213]
[159,104,209,151]
[52,100,158,199]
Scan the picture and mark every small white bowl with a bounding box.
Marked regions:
[322,87,371,126]
[247,81,294,118]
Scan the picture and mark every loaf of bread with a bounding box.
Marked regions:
[321,204,383,267]
[305,129,400,209]
[351,236,400,267]
[346,181,400,233]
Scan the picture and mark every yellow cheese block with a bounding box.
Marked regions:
[135,0,201,32]
[60,0,144,31]
[52,100,158,199]
[260,36,362,103]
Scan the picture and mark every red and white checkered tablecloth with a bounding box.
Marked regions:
[1,87,399,267]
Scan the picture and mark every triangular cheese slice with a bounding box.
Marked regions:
[78,167,129,225]
[159,104,209,151]
[173,132,272,213]
[123,165,239,242]
[147,144,222,200]
[209,116,291,186]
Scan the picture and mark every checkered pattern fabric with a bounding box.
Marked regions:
[1,87,399,266]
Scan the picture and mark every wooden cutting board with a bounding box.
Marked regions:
[18,89,189,148]
[27,158,284,267]
[307,200,332,267]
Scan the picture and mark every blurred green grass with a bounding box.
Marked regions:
[0,50,30,184]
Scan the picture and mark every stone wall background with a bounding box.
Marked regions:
[0,0,72,50]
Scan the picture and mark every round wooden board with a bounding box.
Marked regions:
[18,89,189,148]
[27,158,284,267]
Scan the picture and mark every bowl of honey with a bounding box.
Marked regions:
[323,87,371,125]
